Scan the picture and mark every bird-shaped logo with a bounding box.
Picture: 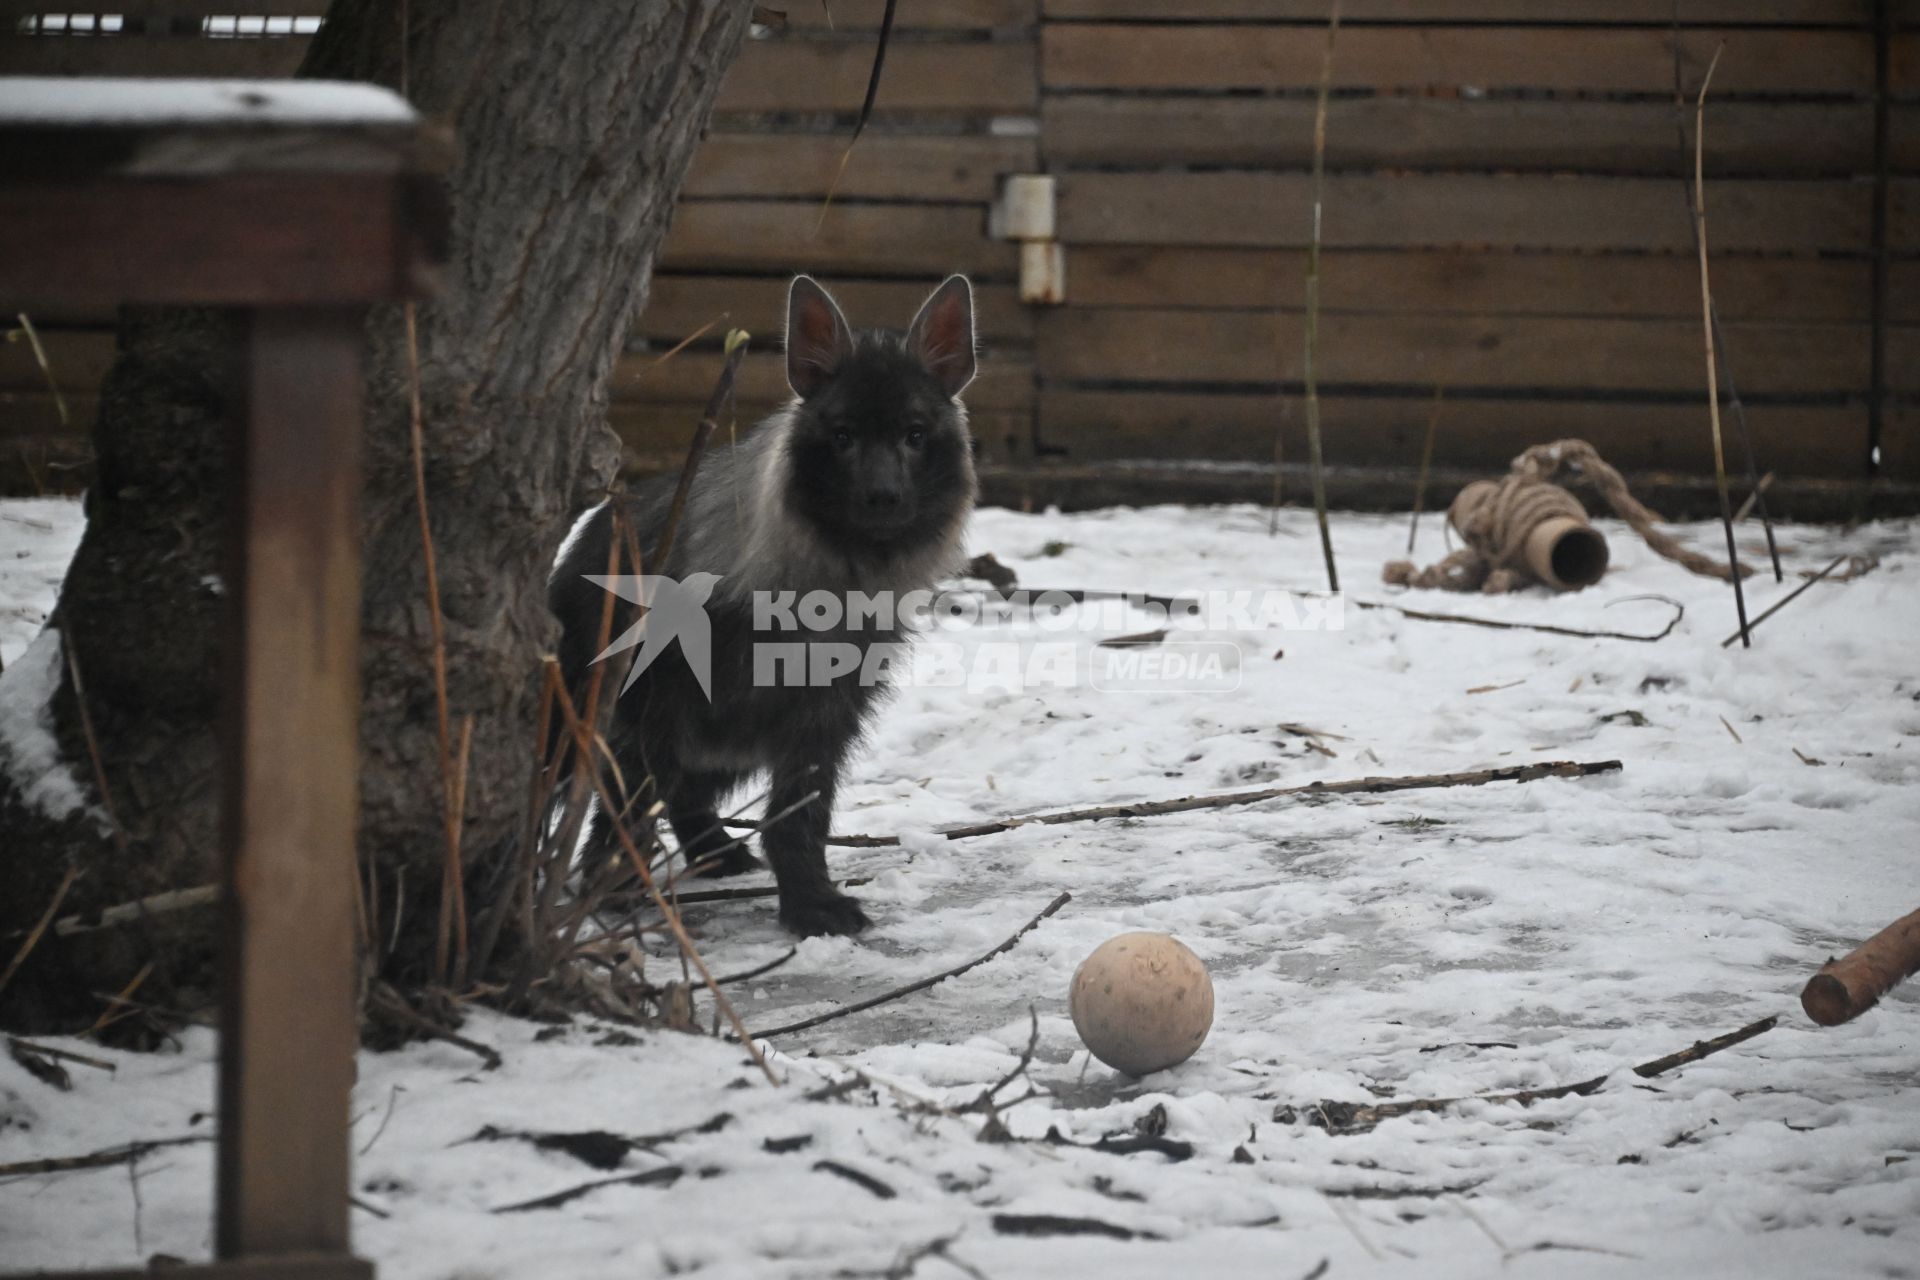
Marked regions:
[584,572,723,700]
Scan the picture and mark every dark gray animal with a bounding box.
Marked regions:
[550,275,977,936]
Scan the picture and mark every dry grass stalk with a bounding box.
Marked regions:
[814,0,898,233]
[86,959,154,1036]
[0,865,78,999]
[1690,47,1753,647]
[1671,11,1782,582]
[1300,0,1342,592]
[59,641,129,854]
[1406,381,1446,555]
[545,670,777,1084]
[402,301,468,987]
[501,335,750,1025]
[644,313,728,373]
[10,313,69,425]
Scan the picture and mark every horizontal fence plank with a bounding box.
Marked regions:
[1894,105,1920,171]
[613,350,1033,413]
[1043,25,1872,95]
[1894,262,1920,322]
[684,132,1036,201]
[638,275,1034,344]
[0,328,114,394]
[1041,1,1872,23]
[0,389,94,441]
[1884,403,1920,480]
[1037,387,1870,479]
[0,32,309,76]
[1894,178,1920,247]
[718,39,1037,114]
[0,33,1042,103]
[1036,308,1868,395]
[761,0,1036,29]
[1064,247,1873,323]
[1043,95,1877,176]
[0,2,325,16]
[1881,326,1920,393]
[1057,172,1870,253]
[661,201,1013,277]
[613,405,1035,467]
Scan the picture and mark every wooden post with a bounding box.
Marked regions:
[217,310,368,1261]
[0,77,443,1280]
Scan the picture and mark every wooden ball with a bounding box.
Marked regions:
[1069,931,1214,1076]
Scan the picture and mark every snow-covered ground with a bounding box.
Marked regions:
[3,497,1916,1279]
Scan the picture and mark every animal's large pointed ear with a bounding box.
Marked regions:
[786,275,854,399]
[906,275,976,398]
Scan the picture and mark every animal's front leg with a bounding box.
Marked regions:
[762,754,870,937]
[669,771,761,878]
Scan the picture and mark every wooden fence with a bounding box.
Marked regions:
[4,1,1917,504]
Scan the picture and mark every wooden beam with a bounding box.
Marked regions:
[1043,24,1873,95]
[1036,308,1870,397]
[1043,96,1876,177]
[1056,172,1871,253]
[1040,0,1872,22]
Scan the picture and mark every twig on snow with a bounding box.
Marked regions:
[1301,1015,1777,1135]
[0,1135,207,1181]
[749,893,1071,1038]
[813,1159,897,1199]
[1358,594,1686,643]
[1718,553,1854,648]
[368,983,501,1070]
[7,1037,115,1073]
[491,1162,683,1214]
[930,760,1620,841]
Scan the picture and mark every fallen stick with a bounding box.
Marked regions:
[1356,595,1685,644]
[727,761,1621,850]
[7,1037,116,1073]
[1801,907,1920,1026]
[0,1135,207,1180]
[368,985,502,1071]
[1719,553,1848,648]
[932,760,1621,842]
[748,891,1071,1038]
[492,1162,683,1214]
[1304,1015,1776,1135]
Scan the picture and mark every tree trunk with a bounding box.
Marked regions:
[0,0,753,1030]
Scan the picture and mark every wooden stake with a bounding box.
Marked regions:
[1801,907,1920,1026]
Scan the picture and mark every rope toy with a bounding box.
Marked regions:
[1385,438,1751,594]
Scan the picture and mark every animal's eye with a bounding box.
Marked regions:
[905,428,926,448]
[832,428,853,448]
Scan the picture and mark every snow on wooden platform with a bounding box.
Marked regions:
[2,497,1915,1278]
[0,77,414,128]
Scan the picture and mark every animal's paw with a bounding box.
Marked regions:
[693,847,763,878]
[780,892,872,938]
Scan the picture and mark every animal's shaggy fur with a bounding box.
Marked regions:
[551,276,977,936]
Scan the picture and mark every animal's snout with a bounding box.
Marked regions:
[863,485,904,511]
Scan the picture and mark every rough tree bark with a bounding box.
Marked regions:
[0,0,753,1030]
